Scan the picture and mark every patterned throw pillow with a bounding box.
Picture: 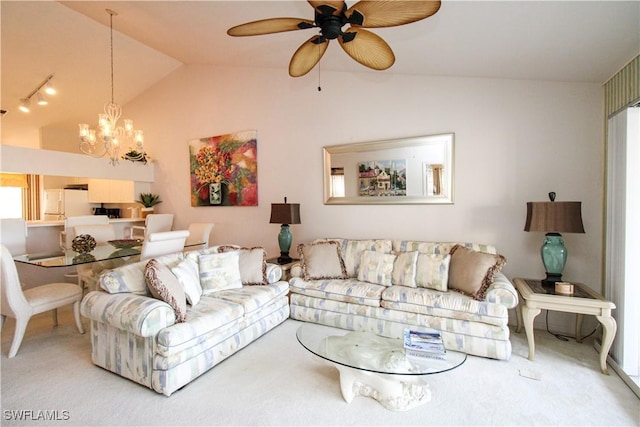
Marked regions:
[218,246,267,285]
[415,253,451,291]
[391,251,419,287]
[198,252,243,294]
[357,250,396,286]
[171,258,202,306]
[448,245,506,300]
[144,259,187,322]
[298,241,348,280]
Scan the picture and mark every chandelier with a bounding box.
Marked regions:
[79,9,147,166]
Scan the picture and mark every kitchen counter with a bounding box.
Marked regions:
[27,218,145,227]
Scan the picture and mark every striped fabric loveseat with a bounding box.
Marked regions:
[81,246,289,396]
[289,239,518,360]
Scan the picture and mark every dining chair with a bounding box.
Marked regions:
[129,214,174,240]
[140,230,189,261]
[61,215,110,250]
[185,222,215,250]
[0,218,28,256]
[0,244,84,358]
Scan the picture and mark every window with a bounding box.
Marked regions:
[0,187,24,218]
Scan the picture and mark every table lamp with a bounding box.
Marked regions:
[524,192,585,285]
[269,197,301,264]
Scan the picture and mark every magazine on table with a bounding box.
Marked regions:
[403,329,447,359]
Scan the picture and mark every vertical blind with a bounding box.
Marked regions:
[604,55,639,118]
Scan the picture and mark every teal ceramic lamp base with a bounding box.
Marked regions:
[277,224,293,264]
[541,232,567,285]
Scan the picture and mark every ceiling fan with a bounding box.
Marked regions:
[227,1,441,77]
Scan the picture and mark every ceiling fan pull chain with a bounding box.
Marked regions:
[317,45,322,92]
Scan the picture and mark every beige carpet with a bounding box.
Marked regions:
[1,307,638,426]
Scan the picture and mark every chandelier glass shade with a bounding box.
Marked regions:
[79,9,147,166]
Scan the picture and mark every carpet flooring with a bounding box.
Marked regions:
[1,306,638,426]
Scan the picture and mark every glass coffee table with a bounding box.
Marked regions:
[296,323,466,411]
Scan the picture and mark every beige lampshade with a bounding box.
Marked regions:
[269,203,301,225]
[524,201,585,233]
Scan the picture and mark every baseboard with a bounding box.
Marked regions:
[594,340,640,399]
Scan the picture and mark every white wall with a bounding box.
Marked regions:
[126,64,604,332]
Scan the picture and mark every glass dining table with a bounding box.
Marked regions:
[14,241,205,268]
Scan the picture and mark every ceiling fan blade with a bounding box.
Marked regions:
[338,28,395,70]
[227,18,315,37]
[346,0,441,28]
[289,36,329,77]
[307,1,346,16]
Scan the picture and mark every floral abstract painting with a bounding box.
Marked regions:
[189,130,258,206]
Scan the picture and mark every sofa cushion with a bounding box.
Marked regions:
[218,246,267,285]
[171,258,202,306]
[144,259,187,323]
[298,241,348,280]
[100,252,184,295]
[392,240,498,255]
[213,281,289,316]
[337,239,393,277]
[448,245,506,300]
[380,285,509,326]
[357,250,396,286]
[391,251,419,287]
[289,277,385,307]
[198,252,243,294]
[155,297,245,355]
[416,253,451,291]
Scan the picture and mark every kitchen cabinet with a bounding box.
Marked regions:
[88,179,151,203]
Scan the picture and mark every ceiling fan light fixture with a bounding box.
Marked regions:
[227,0,441,77]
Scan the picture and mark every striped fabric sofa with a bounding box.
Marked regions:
[289,239,518,360]
[81,247,289,396]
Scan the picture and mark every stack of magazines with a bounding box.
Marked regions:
[403,329,447,361]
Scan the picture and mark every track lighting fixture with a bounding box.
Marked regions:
[18,74,56,113]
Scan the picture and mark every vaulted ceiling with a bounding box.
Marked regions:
[2,1,638,145]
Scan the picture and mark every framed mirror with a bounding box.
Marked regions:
[323,133,454,205]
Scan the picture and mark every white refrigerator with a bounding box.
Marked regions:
[43,189,92,220]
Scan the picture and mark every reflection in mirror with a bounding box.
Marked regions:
[324,133,454,205]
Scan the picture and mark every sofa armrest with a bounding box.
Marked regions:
[290,262,303,279]
[266,263,283,283]
[81,291,176,338]
[483,272,519,309]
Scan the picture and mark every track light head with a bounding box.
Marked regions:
[44,80,56,95]
[36,92,48,106]
[18,98,31,113]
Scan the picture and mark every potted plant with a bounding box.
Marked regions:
[136,193,162,218]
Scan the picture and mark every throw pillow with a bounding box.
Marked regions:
[415,253,451,291]
[198,252,243,294]
[144,259,187,322]
[391,251,419,287]
[298,241,348,280]
[357,250,396,286]
[218,246,267,285]
[448,245,507,300]
[171,258,202,306]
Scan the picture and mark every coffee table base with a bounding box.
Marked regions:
[335,365,431,411]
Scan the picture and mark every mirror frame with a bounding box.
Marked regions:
[323,133,454,205]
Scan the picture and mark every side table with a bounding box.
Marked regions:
[266,258,299,281]
[513,278,617,374]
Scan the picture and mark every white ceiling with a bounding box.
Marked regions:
[2,1,639,145]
